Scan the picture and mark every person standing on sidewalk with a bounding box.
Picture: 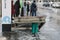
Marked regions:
[21,7,24,16]
[23,2,27,16]
[27,2,30,16]
[14,0,20,17]
[31,1,37,16]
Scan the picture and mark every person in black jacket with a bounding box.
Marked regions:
[14,0,20,17]
[21,7,24,16]
[27,2,30,16]
[31,1,37,16]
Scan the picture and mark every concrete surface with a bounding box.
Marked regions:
[0,17,60,40]
[0,2,60,40]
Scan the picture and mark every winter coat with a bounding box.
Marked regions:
[31,3,37,12]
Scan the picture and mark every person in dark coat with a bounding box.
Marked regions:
[14,0,20,17]
[21,7,24,16]
[27,2,30,16]
[31,1,37,16]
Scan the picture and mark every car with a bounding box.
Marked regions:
[51,2,60,8]
[43,2,50,7]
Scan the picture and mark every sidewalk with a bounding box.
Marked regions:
[0,17,60,40]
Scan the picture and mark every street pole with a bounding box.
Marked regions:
[2,0,11,32]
